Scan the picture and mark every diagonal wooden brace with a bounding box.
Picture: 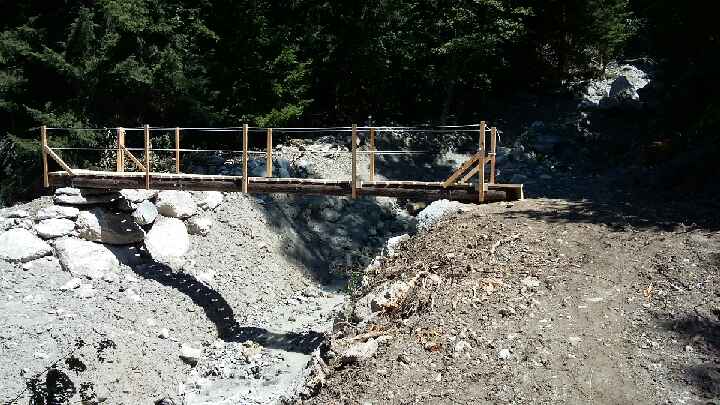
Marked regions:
[459,158,489,184]
[442,153,482,188]
[121,145,146,172]
[44,145,75,176]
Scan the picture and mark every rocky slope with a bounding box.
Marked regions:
[0,178,415,404]
[304,198,720,404]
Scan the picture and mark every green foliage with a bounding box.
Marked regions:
[0,0,647,204]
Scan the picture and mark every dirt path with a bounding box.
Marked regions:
[307,198,720,404]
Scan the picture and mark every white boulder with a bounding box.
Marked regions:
[186,216,212,236]
[155,191,197,218]
[341,338,379,364]
[416,199,467,231]
[0,228,53,262]
[386,234,410,255]
[36,205,80,220]
[76,208,145,245]
[132,200,158,226]
[180,344,203,365]
[34,218,76,239]
[145,217,190,268]
[54,238,120,279]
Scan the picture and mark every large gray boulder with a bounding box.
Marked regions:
[36,205,80,220]
[34,218,76,239]
[145,217,190,268]
[155,191,197,218]
[132,200,158,226]
[416,199,467,231]
[581,63,650,108]
[0,228,53,262]
[76,208,145,245]
[54,238,120,279]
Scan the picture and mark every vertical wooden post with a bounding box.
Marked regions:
[144,124,150,189]
[351,124,358,198]
[490,127,497,184]
[478,121,486,203]
[116,127,125,172]
[242,124,249,193]
[266,128,273,177]
[40,125,49,187]
[369,127,376,182]
[175,127,181,174]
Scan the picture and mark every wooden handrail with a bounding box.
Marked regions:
[369,127,376,182]
[490,126,497,184]
[144,124,150,189]
[266,128,273,177]
[41,126,49,187]
[478,121,486,202]
[351,124,357,198]
[175,127,181,174]
[242,124,248,192]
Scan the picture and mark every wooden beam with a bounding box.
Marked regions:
[144,124,150,189]
[351,124,357,198]
[266,128,273,177]
[116,127,125,172]
[442,153,482,188]
[369,127,376,182]
[479,121,486,203]
[459,159,487,183]
[175,127,181,174]
[490,127,497,184]
[242,124,249,192]
[44,145,75,176]
[47,170,523,203]
[121,146,146,172]
[41,126,49,187]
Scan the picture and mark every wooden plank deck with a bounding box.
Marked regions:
[48,169,523,203]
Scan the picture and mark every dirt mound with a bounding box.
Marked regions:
[305,198,720,404]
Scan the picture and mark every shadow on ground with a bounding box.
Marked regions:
[130,262,324,355]
[660,314,720,398]
[508,172,720,232]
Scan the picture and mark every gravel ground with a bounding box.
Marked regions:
[0,139,420,405]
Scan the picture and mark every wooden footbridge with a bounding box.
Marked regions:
[40,122,523,203]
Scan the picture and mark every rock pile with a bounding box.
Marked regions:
[0,187,225,275]
[580,63,650,109]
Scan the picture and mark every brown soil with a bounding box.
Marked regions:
[305,197,720,405]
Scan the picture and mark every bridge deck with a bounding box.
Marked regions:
[48,170,523,203]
